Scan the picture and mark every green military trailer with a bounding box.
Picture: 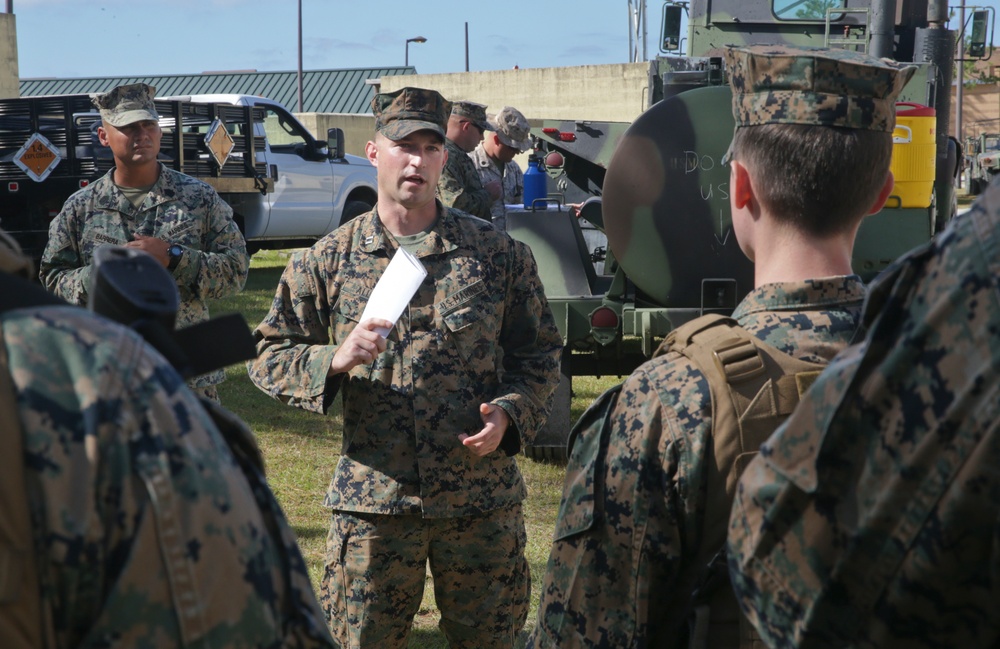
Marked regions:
[510,0,965,460]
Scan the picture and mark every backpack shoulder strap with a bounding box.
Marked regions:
[673,314,827,523]
[666,315,826,463]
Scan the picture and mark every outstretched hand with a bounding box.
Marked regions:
[459,402,510,457]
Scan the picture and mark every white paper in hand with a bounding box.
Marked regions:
[359,247,427,337]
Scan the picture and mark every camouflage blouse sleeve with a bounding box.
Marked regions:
[492,239,563,447]
[534,357,703,647]
[505,160,524,205]
[171,190,249,301]
[727,200,1000,648]
[38,201,93,304]
[248,246,341,414]
[438,142,493,220]
[4,307,335,648]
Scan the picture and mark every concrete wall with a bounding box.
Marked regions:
[290,65,1000,170]
[296,112,375,158]
[953,84,1000,141]
[288,64,1000,176]
[0,13,18,99]
[379,62,656,124]
[295,63,655,158]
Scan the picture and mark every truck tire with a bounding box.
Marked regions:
[342,200,373,225]
[232,213,260,255]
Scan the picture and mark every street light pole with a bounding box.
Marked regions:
[957,2,965,146]
[405,36,427,67]
[297,0,303,113]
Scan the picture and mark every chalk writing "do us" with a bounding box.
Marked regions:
[683,150,730,200]
[684,151,719,173]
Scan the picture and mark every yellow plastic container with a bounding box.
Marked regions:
[889,102,936,208]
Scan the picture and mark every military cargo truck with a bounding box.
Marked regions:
[0,94,272,261]
[511,0,965,460]
[964,131,1000,194]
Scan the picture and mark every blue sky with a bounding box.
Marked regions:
[13,0,649,78]
[12,0,999,80]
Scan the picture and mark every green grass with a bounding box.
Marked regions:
[212,250,620,648]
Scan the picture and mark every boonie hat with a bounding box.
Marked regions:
[92,83,160,128]
[451,100,492,132]
[372,87,451,140]
[490,106,532,152]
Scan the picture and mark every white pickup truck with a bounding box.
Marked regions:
[164,93,379,254]
[1,92,378,259]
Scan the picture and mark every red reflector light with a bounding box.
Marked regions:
[542,127,559,135]
[590,307,619,329]
[79,179,89,188]
[559,133,577,142]
[7,182,18,192]
[545,151,564,168]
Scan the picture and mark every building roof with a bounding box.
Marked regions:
[19,67,415,114]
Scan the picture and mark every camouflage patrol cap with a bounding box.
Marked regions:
[724,44,916,132]
[372,87,451,140]
[490,106,533,152]
[92,83,160,128]
[452,100,492,132]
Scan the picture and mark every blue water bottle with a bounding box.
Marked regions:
[523,154,547,209]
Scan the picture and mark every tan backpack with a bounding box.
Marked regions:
[658,314,828,649]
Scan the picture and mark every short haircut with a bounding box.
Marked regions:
[730,123,893,237]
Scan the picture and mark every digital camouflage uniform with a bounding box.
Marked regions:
[248,199,563,647]
[0,244,333,648]
[528,278,866,649]
[469,106,533,230]
[439,138,494,221]
[531,44,915,649]
[39,164,249,389]
[470,143,524,226]
[727,173,1000,647]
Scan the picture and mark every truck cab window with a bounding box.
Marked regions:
[263,108,309,155]
[773,0,845,20]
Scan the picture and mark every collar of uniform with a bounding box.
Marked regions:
[357,207,391,253]
[94,163,173,215]
[732,275,867,320]
[432,202,470,255]
[360,202,462,256]
[445,138,467,157]
[470,144,492,169]
[143,164,182,209]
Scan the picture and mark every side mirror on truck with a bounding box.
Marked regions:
[661,3,683,52]
[327,127,346,160]
[969,10,991,59]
